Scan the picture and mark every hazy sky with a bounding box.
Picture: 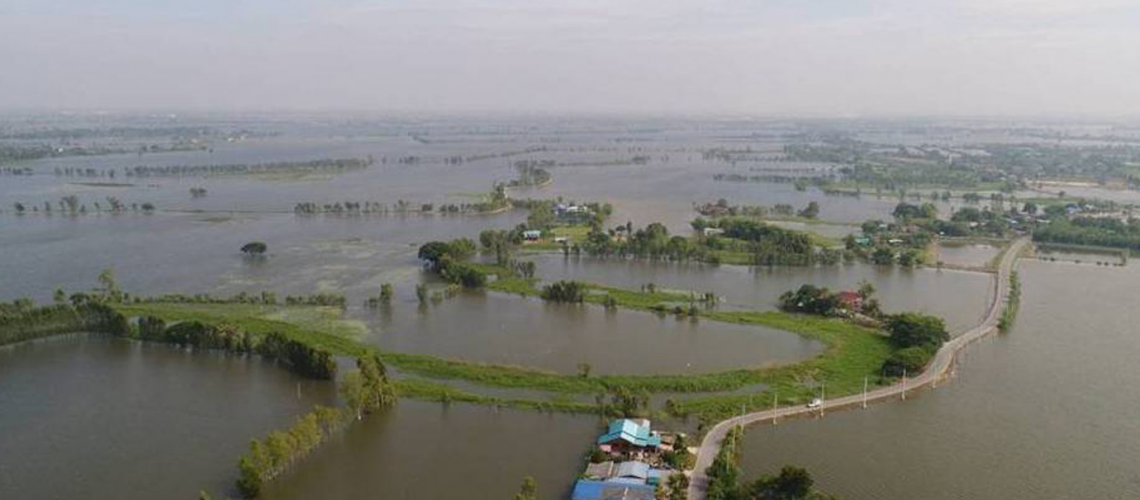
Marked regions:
[2,0,1138,116]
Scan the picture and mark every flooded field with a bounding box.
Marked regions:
[738,260,1140,500]
[260,401,601,500]
[3,116,1134,500]
[935,241,1001,267]
[0,336,335,499]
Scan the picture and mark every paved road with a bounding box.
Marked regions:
[687,238,1028,500]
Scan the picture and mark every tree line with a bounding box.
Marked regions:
[125,157,373,177]
[137,317,338,379]
[235,354,395,498]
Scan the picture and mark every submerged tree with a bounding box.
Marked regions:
[513,476,539,500]
[241,241,268,256]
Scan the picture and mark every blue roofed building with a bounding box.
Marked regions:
[571,480,656,500]
[596,419,662,453]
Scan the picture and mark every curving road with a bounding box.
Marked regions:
[688,238,1028,500]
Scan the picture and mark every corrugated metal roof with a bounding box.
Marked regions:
[613,461,649,479]
[571,480,656,500]
[597,419,661,448]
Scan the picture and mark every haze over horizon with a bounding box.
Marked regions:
[3,0,1139,117]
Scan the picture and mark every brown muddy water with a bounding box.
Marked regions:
[738,260,1140,500]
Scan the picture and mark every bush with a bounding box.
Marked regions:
[881,346,934,376]
[541,281,585,303]
[886,313,948,349]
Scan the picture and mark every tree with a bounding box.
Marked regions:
[856,280,875,300]
[577,362,592,378]
[885,313,948,349]
[666,472,690,500]
[97,268,123,303]
[797,202,820,219]
[417,241,453,268]
[53,288,67,305]
[881,346,934,376]
[514,476,539,500]
[778,285,840,316]
[541,281,585,303]
[340,371,368,420]
[747,465,813,500]
[241,241,268,256]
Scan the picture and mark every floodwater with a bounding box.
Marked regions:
[366,291,824,375]
[935,241,1001,267]
[5,117,1118,500]
[260,401,601,500]
[0,335,336,499]
[738,260,1140,500]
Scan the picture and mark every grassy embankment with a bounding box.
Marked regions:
[997,271,1021,333]
[487,275,894,421]
[113,278,893,423]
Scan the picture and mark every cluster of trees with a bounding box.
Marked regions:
[777,282,880,317]
[0,144,130,163]
[695,199,820,220]
[595,386,650,417]
[125,157,373,177]
[10,196,155,215]
[293,194,512,215]
[418,238,488,288]
[236,355,394,498]
[137,318,337,379]
[510,198,612,230]
[881,313,949,377]
[540,280,586,303]
[845,218,932,268]
[575,222,704,261]
[131,290,344,308]
[0,299,125,347]
[365,284,394,308]
[132,290,345,308]
[508,163,553,187]
[707,428,841,500]
[707,218,817,266]
[1034,216,1140,251]
[235,406,346,498]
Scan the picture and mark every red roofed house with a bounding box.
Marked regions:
[837,291,863,311]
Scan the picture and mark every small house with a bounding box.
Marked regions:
[523,230,542,241]
[597,419,662,454]
[703,227,724,237]
[836,291,863,311]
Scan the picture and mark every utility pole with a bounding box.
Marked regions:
[820,380,826,417]
[772,392,778,425]
[902,368,907,401]
[862,376,868,409]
